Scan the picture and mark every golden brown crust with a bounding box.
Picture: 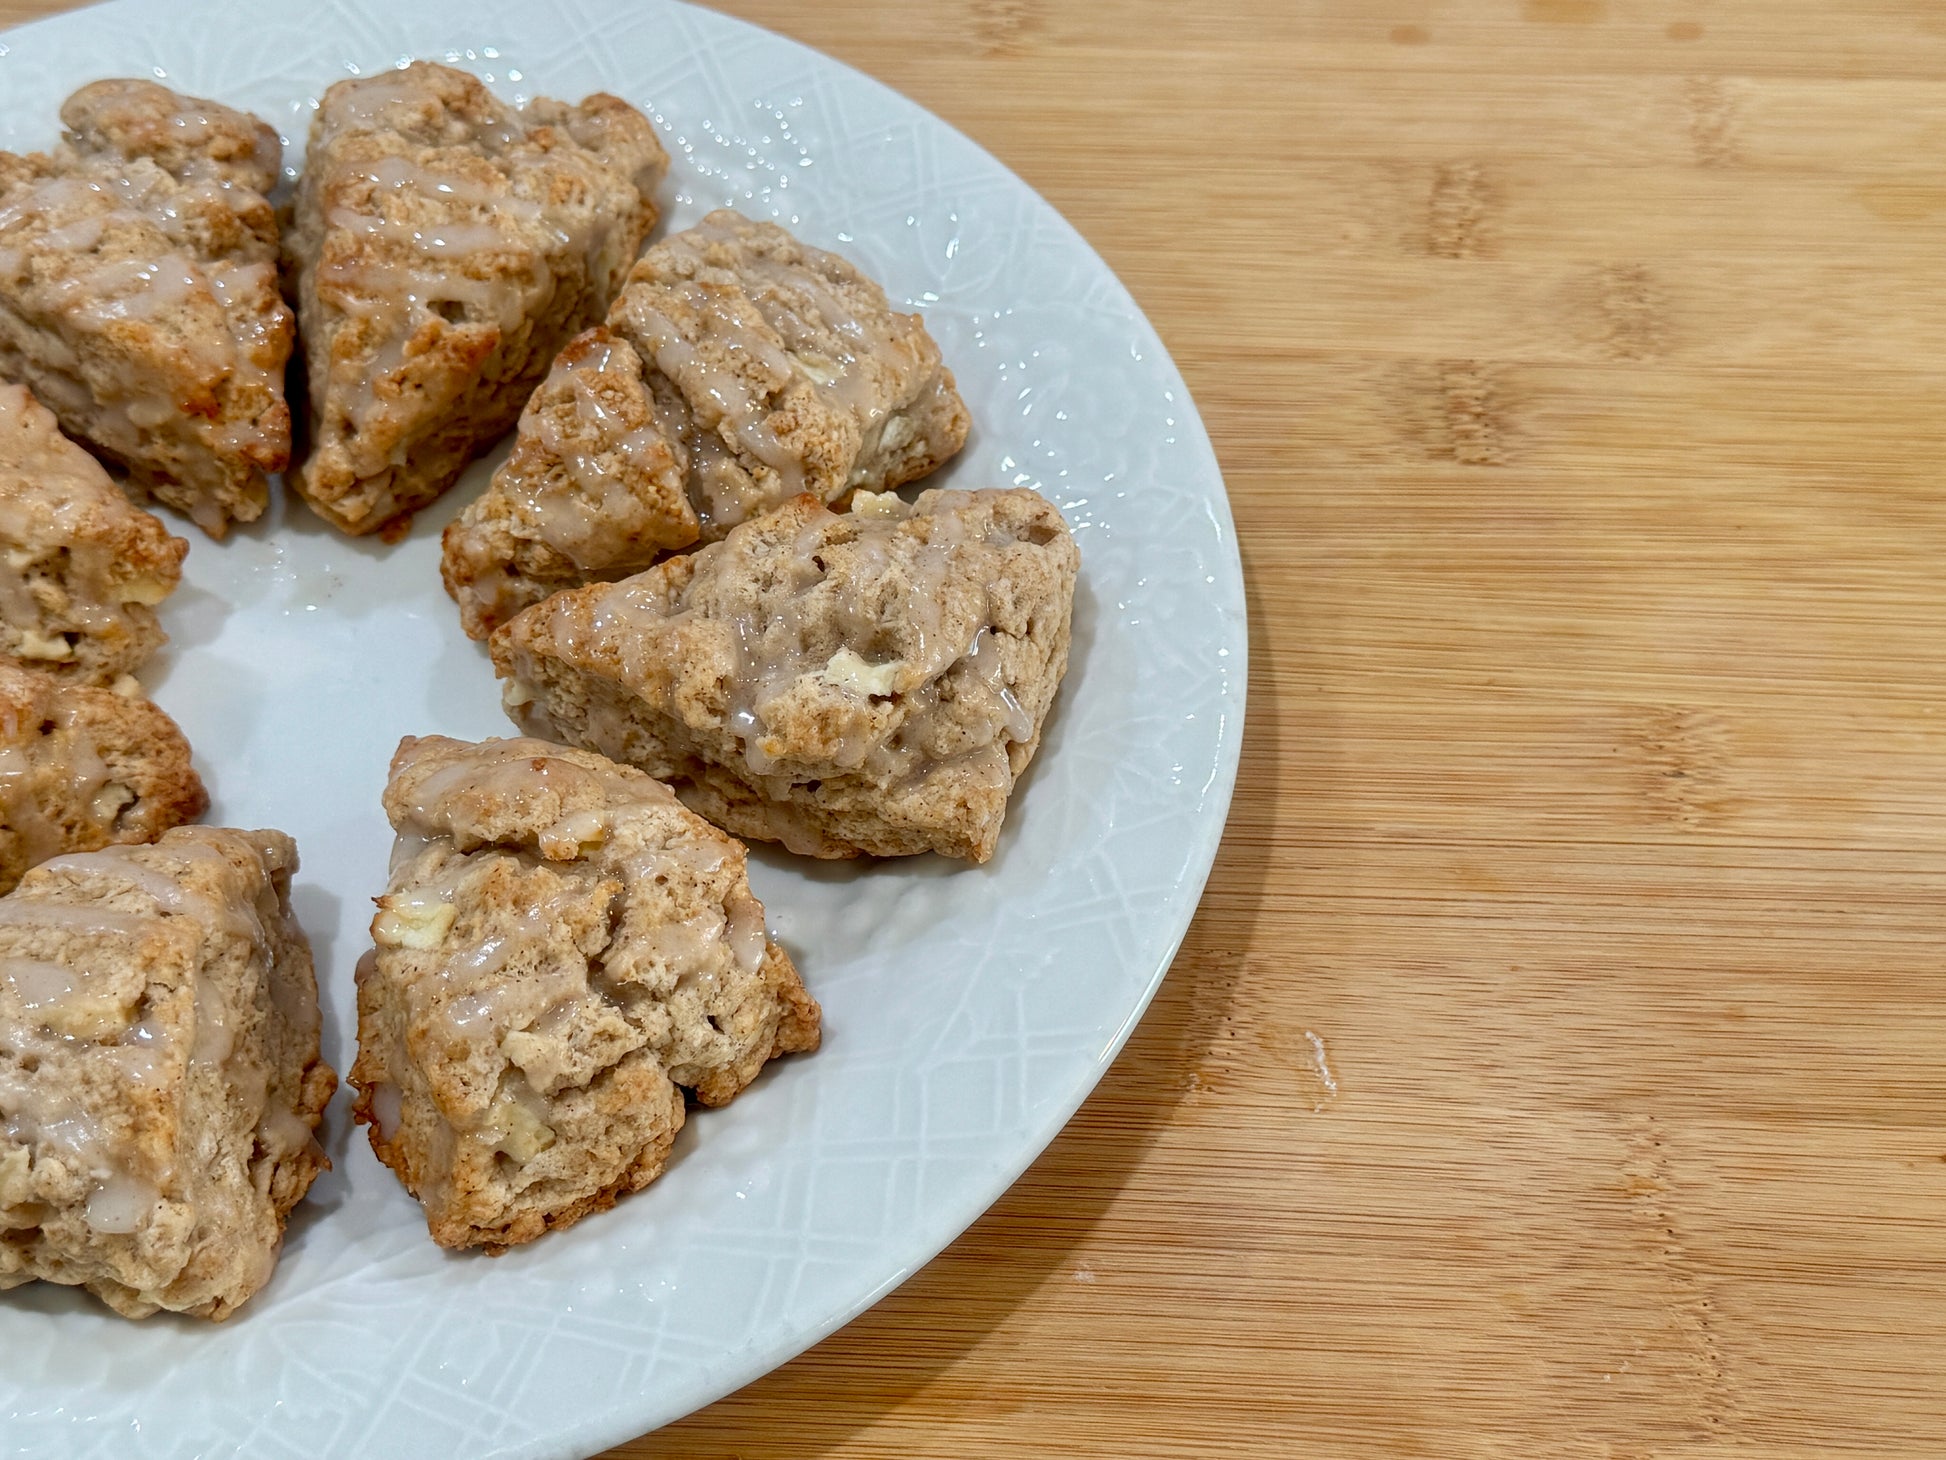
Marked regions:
[284,62,669,537]
[0,826,334,1320]
[0,382,186,684]
[490,487,1077,862]
[0,80,293,537]
[0,662,208,895]
[350,735,818,1251]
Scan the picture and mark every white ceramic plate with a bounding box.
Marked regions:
[0,0,1244,1454]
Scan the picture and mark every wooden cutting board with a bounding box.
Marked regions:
[10,0,1946,1454]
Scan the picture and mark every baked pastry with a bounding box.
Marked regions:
[0,79,294,536]
[0,826,335,1319]
[439,327,688,639]
[350,734,819,1251]
[0,381,186,684]
[0,662,207,895]
[284,61,668,538]
[491,488,1077,861]
[610,210,971,534]
[440,210,971,640]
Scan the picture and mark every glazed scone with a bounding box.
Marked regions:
[350,735,819,1252]
[441,212,970,637]
[491,488,1077,862]
[284,61,668,537]
[0,663,208,895]
[440,327,691,639]
[0,382,187,684]
[0,827,336,1320]
[0,80,294,536]
[608,209,970,538]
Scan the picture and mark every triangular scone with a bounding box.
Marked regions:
[0,662,208,895]
[284,62,668,538]
[0,827,335,1320]
[609,211,970,533]
[0,80,294,537]
[490,488,1077,862]
[351,735,819,1251]
[440,210,972,638]
[0,382,187,684]
[439,327,691,639]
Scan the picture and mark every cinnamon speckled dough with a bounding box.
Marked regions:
[0,663,207,896]
[351,735,819,1252]
[0,80,294,537]
[439,327,691,640]
[0,382,186,685]
[0,827,335,1320]
[441,211,971,640]
[609,209,970,538]
[284,62,668,537]
[491,488,1077,862]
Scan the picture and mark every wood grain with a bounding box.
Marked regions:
[10,0,1946,1454]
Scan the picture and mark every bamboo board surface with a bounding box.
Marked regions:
[8,0,1946,1454]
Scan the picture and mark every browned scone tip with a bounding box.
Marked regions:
[0,382,187,686]
[488,486,1077,863]
[439,211,972,640]
[283,61,670,539]
[0,662,207,897]
[350,734,818,1252]
[0,79,294,538]
[0,826,335,1320]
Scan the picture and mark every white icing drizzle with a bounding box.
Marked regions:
[82,1172,157,1234]
[626,213,935,531]
[306,74,616,450]
[587,495,1037,790]
[0,151,285,474]
[0,956,79,1010]
[380,740,770,1069]
[369,1080,403,1141]
[630,289,804,518]
[517,339,676,567]
[0,837,280,1235]
[0,698,119,871]
[724,896,767,976]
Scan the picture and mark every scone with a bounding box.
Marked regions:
[441,211,971,638]
[0,662,208,895]
[610,210,971,535]
[439,327,690,640]
[0,827,336,1320]
[284,61,668,538]
[491,488,1077,862]
[350,735,819,1251]
[0,381,187,684]
[0,79,294,536]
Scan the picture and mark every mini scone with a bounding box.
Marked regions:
[0,662,208,896]
[0,827,336,1320]
[0,382,187,684]
[351,734,819,1252]
[0,79,295,536]
[440,327,690,640]
[284,61,668,537]
[607,209,970,540]
[491,488,1078,862]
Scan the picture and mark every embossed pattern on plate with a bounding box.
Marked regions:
[0,1,1244,1455]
